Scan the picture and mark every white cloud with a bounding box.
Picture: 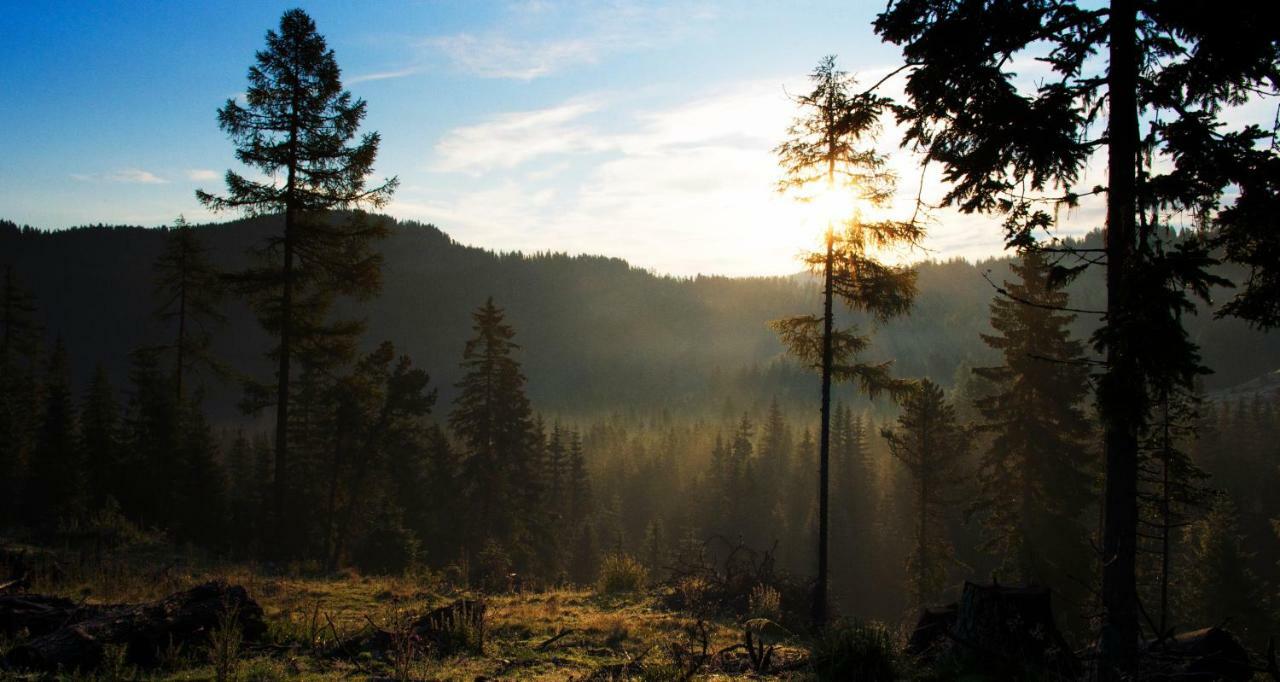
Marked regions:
[428,34,601,80]
[185,168,220,182]
[71,168,168,184]
[348,66,421,84]
[405,67,1118,276]
[423,0,716,80]
[432,97,607,173]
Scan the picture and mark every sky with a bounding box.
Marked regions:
[1,0,1109,276]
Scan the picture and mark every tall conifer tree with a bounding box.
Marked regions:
[969,253,1096,604]
[773,55,922,625]
[153,215,225,401]
[197,9,398,548]
[873,4,1279,669]
[882,380,969,608]
[449,298,537,556]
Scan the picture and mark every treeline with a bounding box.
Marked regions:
[2,217,1277,420]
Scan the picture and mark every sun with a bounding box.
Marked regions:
[801,183,860,232]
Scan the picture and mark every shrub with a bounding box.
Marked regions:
[596,553,648,594]
[809,619,901,682]
[474,540,513,593]
[208,600,244,682]
[354,507,419,574]
[748,583,782,621]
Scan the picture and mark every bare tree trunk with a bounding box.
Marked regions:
[814,228,834,628]
[1100,0,1142,674]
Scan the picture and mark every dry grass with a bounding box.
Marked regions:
[0,541,797,681]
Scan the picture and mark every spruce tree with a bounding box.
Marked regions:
[1180,499,1274,648]
[197,9,398,547]
[873,4,1279,669]
[1137,383,1212,637]
[969,253,1096,605]
[566,429,592,529]
[26,339,82,526]
[79,364,122,510]
[757,397,792,486]
[449,298,538,559]
[882,380,970,608]
[0,266,41,524]
[152,215,225,401]
[773,55,922,625]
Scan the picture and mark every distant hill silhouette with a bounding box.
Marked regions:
[2,216,1275,421]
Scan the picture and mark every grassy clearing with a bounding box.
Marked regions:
[1,542,819,680]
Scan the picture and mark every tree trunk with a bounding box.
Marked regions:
[1099,0,1142,674]
[813,228,834,628]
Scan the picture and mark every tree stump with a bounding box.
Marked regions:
[4,581,265,672]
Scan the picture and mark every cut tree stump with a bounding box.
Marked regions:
[1145,627,1254,681]
[907,582,1079,676]
[3,581,265,672]
[342,598,486,659]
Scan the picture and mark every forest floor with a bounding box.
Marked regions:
[0,542,815,680]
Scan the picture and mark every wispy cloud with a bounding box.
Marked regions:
[72,168,169,184]
[348,66,422,84]
[428,34,600,80]
[404,73,1086,276]
[185,168,220,182]
[424,1,717,80]
[432,97,607,173]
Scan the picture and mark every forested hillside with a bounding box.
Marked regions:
[3,216,1275,420]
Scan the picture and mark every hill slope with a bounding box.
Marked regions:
[2,216,1275,419]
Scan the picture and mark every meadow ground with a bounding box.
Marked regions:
[0,543,819,681]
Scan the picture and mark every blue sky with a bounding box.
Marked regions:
[1,1,1096,275]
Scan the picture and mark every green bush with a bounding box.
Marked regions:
[354,507,419,574]
[809,619,901,681]
[596,553,648,594]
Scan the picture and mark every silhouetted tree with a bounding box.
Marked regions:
[449,298,538,560]
[26,340,81,526]
[566,428,592,530]
[152,215,225,401]
[79,364,122,510]
[1137,383,1212,637]
[969,253,1096,606]
[773,54,922,625]
[0,266,41,524]
[196,8,398,549]
[882,380,969,608]
[872,3,1279,670]
[1180,499,1275,648]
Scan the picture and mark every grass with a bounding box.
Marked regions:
[1,541,813,681]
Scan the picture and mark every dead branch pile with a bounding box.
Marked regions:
[1,581,265,672]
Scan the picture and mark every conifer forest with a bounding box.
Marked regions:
[1,3,1279,680]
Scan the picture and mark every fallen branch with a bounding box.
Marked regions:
[536,628,574,651]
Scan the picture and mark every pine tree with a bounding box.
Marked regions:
[882,380,970,608]
[1138,383,1214,635]
[772,55,922,625]
[225,430,254,555]
[757,397,792,486]
[197,9,398,547]
[566,429,592,529]
[969,253,1096,605]
[26,339,82,526]
[122,348,179,528]
[79,364,122,510]
[326,342,436,569]
[173,398,227,546]
[153,215,225,401]
[1180,500,1274,648]
[873,4,1279,669]
[449,298,538,557]
[546,421,569,522]
[0,266,41,524]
